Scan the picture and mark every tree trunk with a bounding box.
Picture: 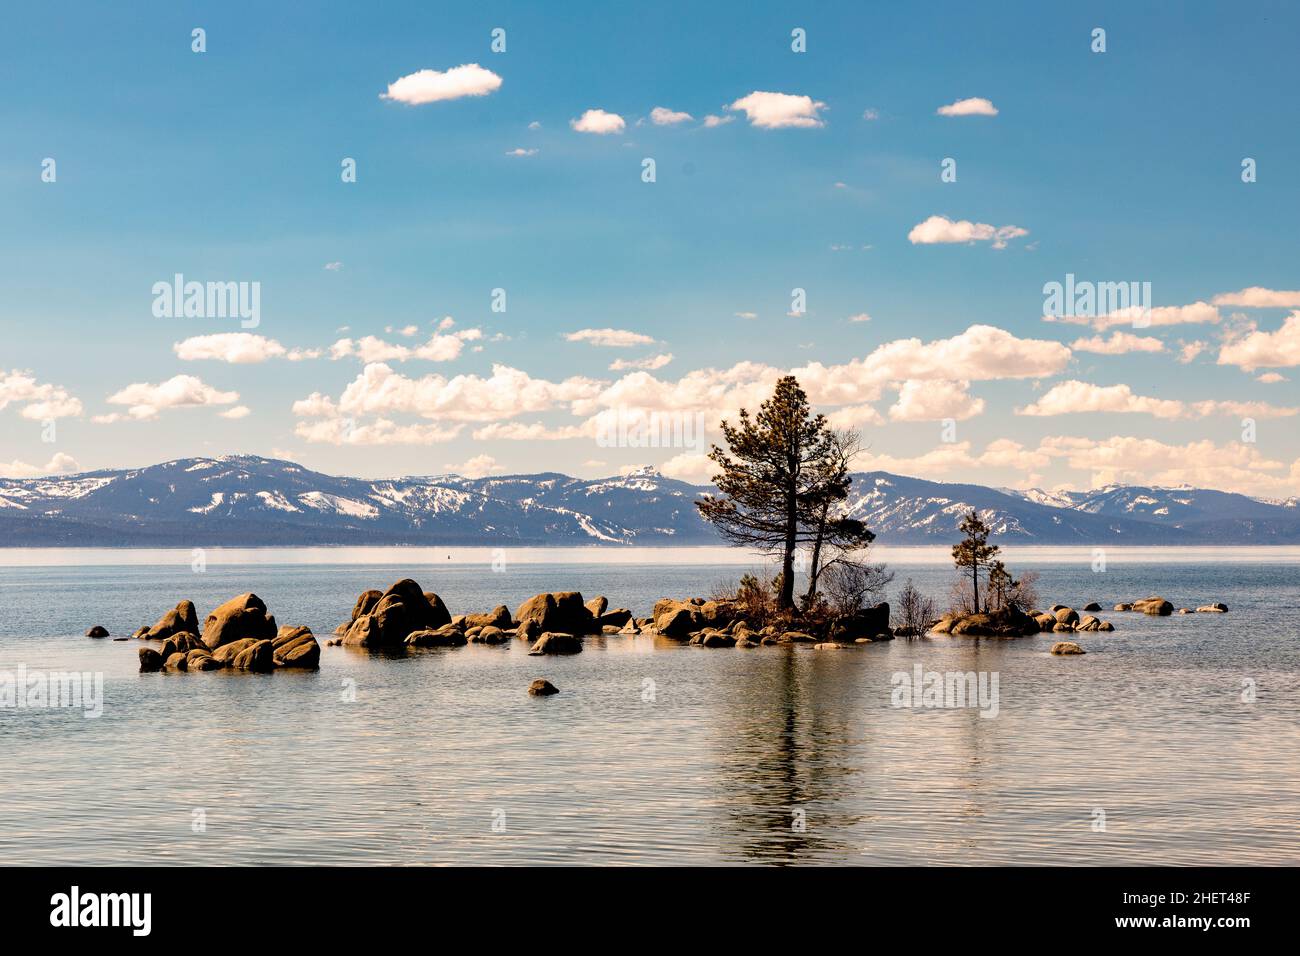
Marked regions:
[802,501,828,608]
[971,561,980,615]
[778,466,798,610]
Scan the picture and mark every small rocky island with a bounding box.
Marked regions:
[117,577,1229,675]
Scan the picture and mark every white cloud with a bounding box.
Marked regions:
[1217,311,1300,371]
[0,370,83,420]
[728,91,827,129]
[1045,301,1220,332]
[323,261,343,271]
[470,421,587,441]
[888,380,985,422]
[99,374,239,421]
[907,215,1028,249]
[330,327,483,363]
[1017,380,1296,420]
[848,312,872,323]
[701,114,734,128]
[445,454,503,478]
[649,106,692,126]
[570,109,625,134]
[862,108,880,121]
[505,147,538,157]
[936,97,999,117]
[565,328,655,347]
[734,311,757,320]
[1212,287,1300,308]
[219,405,251,420]
[174,333,321,364]
[1257,372,1288,384]
[0,452,80,479]
[1070,331,1165,355]
[659,453,715,484]
[825,403,885,428]
[1178,341,1208,364]
[609,353,673,371]
[294,417,463,446]
[380,64,502,105]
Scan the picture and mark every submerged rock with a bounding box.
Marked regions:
[405,624,467,647]
[528,678,559,696]
[86,625,109,638]
[528,632,582,655]
[1197,603,1229,613]
[1051,641,1086,655]
[1133,596,1174,616]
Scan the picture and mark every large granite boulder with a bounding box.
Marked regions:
[948,606,1040,637]
[459,605,513,630]
[599,608,633,629]
[138,647,164,672]
[272,625,320,669]
[1054,606,1080,627]
[202,593,276,650]
[342,579,452,647]
[1133,596,1174,616]
[515,592,594,635]
[405,624,467,647]
[144,600,200,640]
[232,639,274,672]
[336,589,383,634]
[585,596,608,618]
[528,632,583,655]
[1051,641,1086,655]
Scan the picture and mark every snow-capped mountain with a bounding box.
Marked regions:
[0,456,1296,546]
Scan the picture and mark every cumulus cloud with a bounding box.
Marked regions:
[0,370,83,420]
[380,64,502,105]
[1212,287,1300,308]
[505,147,538,157]
[1217,311,1300,371]
[936,97,998,117]
[294,417,463,446]
[728,91,827,129]
[701,114,734,128]
[1045,301,1220,332]
[219,405,251,420]
[570,109,625,134]
[659,453,715,484]
[1017,380,1297,420]
[174,333,320,363]
[565,328,655,347]
[0,452,80,479]
[1257,372,1288,384]
[330,327,483,363]
[848,312,872,323]
[609,353,673,371]
[907,215,1028,249]
[888,379,985,422]
[1070,332,1165,355]
[98,374,239,421]
[649,106,692,126]
[444,454,503,478]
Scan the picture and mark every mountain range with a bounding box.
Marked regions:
[0,455,1296,546]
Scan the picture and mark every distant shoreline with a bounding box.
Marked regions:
[3,544,1300,568]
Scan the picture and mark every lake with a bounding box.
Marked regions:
[1,546,1298,865]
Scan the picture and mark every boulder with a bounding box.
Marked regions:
[1133,596,1174,616]
[86,625,109,638]
[516,619,542,642]
[1052,622,1075,633]
[692,630,736,648]
[653,601,702,637]
[736,639,759,648]
[841,602,891,638]
[159,632,207,660]
[202,593,276,650]
[585,596,608,618]
[138,648,164,672]
[470,625,508,645]
[1049,604,1069,614]
[1179,608,1194,614]
[342,579,451,647]
[1114,603,1133,612]
[1054,607,1080,627]
[1197,603,1229,613]
[948,607,1040,637]
[1033,612,1056,632]
[515,592,594,635]
[1099,622,1114,631]
[1076,616,1103,632]
[406,624,467,648]
[461,605,513,630]
[272,625,320,669]
[187,649,223,671]
[212,638,261,665]
[781,631,817,643]
[528,632,582,655]
[145,600,201,641]
[599,608,633,629]
[1082,602,1101,612]
[165,652,189,671]
[1050,641,1086,655]
[232,639,274,672]
[528,679,559,696]
[132,626,150,639]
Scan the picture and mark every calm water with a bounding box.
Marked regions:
[1,547,1298,866]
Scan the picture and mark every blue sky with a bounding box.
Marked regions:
[2,0,1298,496]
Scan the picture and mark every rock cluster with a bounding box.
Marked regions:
[933,602,1114,638]
[133,593,319,673]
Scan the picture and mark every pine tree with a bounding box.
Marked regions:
[952,510,1000,613]
[800,430,875,608]
[696,376,836,610]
